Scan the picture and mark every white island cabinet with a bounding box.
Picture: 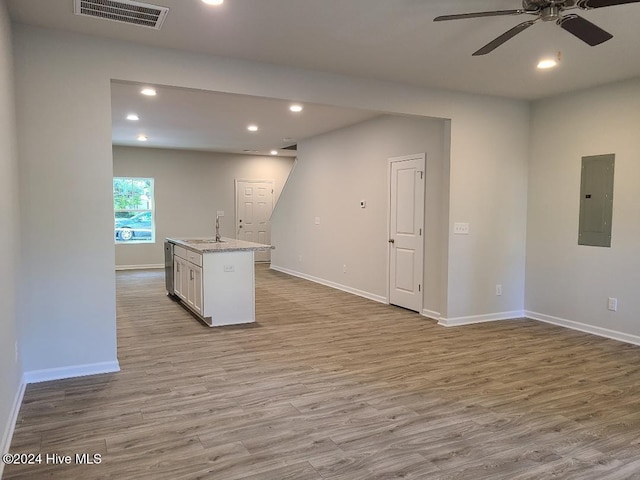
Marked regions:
[167,237,273,327]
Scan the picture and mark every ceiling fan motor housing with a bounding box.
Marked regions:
[542,5,562,20]
[523,0,576,9]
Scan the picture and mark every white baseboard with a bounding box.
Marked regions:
[116,264,164,271]
[270,265,387,304]
[23,361,120,384]
[438,310,525,327]
[525,311,640,347]
[1,379,26,465]
[421,309,441,320]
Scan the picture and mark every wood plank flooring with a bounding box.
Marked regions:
[5,265,640,479]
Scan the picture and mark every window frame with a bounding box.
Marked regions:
[113,177,156,244]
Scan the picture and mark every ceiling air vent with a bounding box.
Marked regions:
[73,0,169,30]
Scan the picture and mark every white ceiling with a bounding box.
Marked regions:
[110,82,379,155]
[8,0,640,152]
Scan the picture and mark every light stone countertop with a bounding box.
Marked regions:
[167,237,274,253]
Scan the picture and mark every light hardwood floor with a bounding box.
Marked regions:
[5,265,640,479]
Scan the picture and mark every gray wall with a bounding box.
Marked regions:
[526,78,640,338]
[272,107,529,322]
[0,0,21,459]
[113,146,294,267]
[13,23,529,377]
[271,114,447,315]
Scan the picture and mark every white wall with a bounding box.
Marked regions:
[526,79,640,340]
[13,24,529,377]
[271,114,447,314]
[0,0,22,462]
[113,146,294,268]
[15,27,118,376]
[444,100,529,322]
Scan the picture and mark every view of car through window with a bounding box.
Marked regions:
[113,178,155,243]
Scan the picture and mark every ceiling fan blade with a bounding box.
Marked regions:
[472,20,537,56]
[578,0,640,9]
[434,9,525,22]
[559,14,613,45]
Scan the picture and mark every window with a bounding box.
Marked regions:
[113,177,155,243]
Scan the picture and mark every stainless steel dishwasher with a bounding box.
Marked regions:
[164,241,175,296]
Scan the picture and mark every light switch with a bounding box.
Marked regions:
[454,223,470,235]
[217,211,225,217]
[315,217,321,225]
[360,200,366,208]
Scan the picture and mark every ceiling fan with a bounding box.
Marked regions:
[434,0,640,55]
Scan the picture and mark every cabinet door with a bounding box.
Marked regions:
[190,265,203,316]
[180,260,189,301]
[186,264,203,315]
[173,258,183,299]
[174,258,188,301]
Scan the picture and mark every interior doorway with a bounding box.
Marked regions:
[388,154,425,313]
[235,180,275,263]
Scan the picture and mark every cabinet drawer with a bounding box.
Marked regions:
[174,245,187,260]
[187,250,203,266]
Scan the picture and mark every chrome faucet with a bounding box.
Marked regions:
[215,215,221,242]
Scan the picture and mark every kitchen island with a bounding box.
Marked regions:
[166,237,273,327]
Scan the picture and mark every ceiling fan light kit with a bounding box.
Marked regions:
[434,0,640,55]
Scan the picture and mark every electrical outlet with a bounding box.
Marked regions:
[223,265,235,273]
[454,223,470,235]
[496,284,502,296]
[608,297,618,312]
[343,264,347,273]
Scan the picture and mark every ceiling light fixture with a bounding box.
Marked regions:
[127,114,139,121]
[141,88,157,96]
[247,125,259,132]
[537,59,557,70]
[538,51,561,70]
[289,104,303,113]
[137,135,148,141]
[202,0,224,5]
[270,150,278,155]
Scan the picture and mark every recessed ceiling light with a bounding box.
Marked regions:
[141,88,157,96]
[537,59,557,70]
[137,135,148,141]
[247,125,259,132]
[127,114,139,121]
[289,104,303,113]
[202,0,223,5]
[270,150,278,155]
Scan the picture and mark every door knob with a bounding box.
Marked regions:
[388,239,395,244]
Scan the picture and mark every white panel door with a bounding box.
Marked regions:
[236,180,274,262]
[389,155,425,313]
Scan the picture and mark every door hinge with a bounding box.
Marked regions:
[418,171,424,180]
[419,228,422,236]
[418,284,421,292]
